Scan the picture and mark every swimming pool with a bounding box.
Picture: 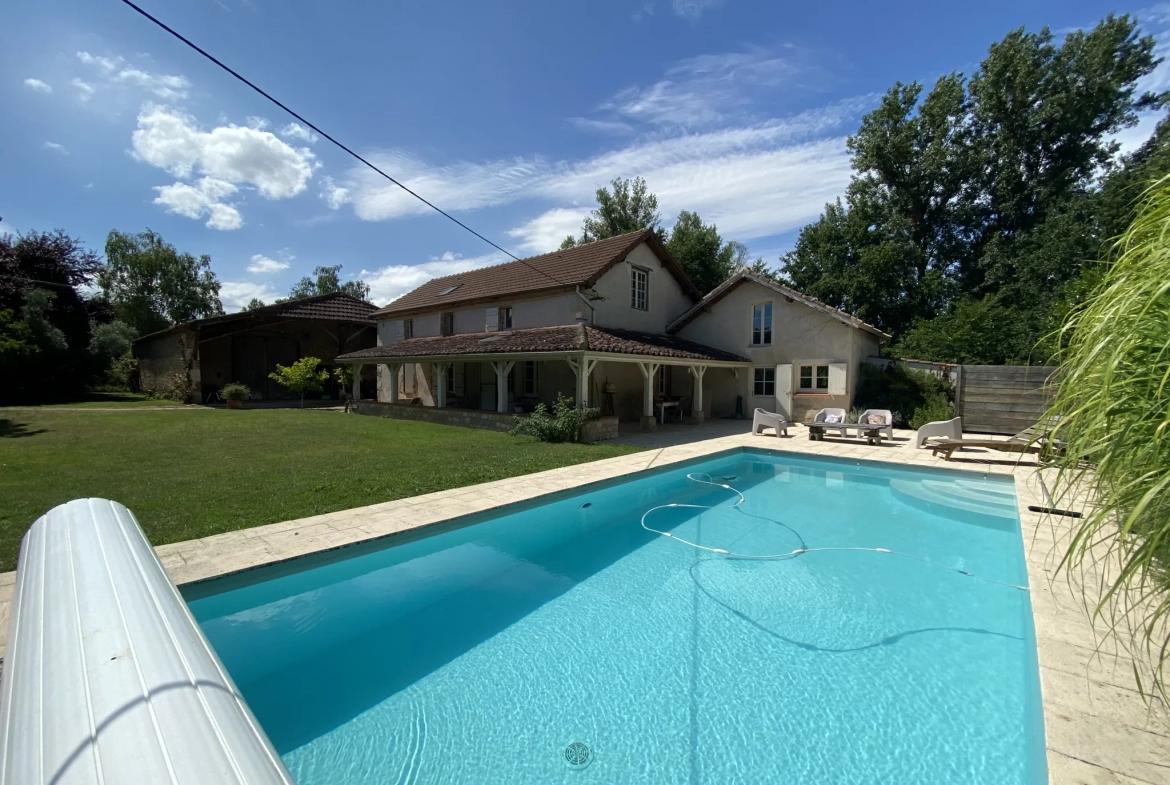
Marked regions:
[185,448,1046,784]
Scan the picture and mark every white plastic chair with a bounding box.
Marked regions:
[916,416,962,448]
[752,408,788,437]
[852,409,894,444]
[809,407,849,440]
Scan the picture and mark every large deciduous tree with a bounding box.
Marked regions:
[101,229,223,336]
[285,265,371,302]
[561,177,665,248]
[666,211,748,294]
[782,14,1163,361]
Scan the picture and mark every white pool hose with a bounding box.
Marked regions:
[641,473,1029,591]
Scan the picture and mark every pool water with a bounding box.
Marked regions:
[186,449,1046,784]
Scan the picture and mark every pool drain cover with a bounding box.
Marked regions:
[564,741,591,769]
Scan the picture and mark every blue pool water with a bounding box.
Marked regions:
[185,449,1046,784]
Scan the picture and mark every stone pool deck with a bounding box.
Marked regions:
[1,427,1166,783]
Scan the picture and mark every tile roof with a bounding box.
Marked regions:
[134,292,377,343]
[335,324,749,363]
[371,229,702,317]
[667,271,891,339]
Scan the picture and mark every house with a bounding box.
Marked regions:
[135,292,377,403]
[335,230,887,431]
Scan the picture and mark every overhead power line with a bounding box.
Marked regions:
[116,0,568,288]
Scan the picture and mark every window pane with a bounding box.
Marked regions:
[799,366,812,388]
[816,365,829,389]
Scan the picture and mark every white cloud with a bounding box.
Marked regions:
[281,122,318,143]
[133,105,316,199]
[599,47,814,129]
[23,78,52,94]
[320,176,351,209]
[76,51,190,100]
[672,0,724,20]
[77,51,119,74]
[43,141,68,154]
[508,207,591,252]
[568,117,635,135]
[72,78,95,101]
[153,177,243,230]
[116,68,189,100]
[220,281,280,312]
[247,253,291,274]
[331,96,871,251]
[361,251,507,305]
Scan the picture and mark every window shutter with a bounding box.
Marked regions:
[453,363,464,395]
[485,307,499,332]
[394,321,404,339]
[828,362,847,395]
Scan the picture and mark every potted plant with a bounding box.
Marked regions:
[221,382,250,409]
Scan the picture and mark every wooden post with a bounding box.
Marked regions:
[352,363,363,405]
[385,363,400,404]
[638,361,660,431]
[687,364,707,424]
[435,363,450,408]
[569,357,598,408]
[491,360,515,413]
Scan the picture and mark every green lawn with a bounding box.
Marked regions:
[40,392,185,408]
[0,409,640,572]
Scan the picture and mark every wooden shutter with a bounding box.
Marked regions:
[394,320,404,339]
[775,363,792,419]
[828,362,847,395]
[485,307,499,332]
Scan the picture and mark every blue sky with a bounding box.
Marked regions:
[6,0,1169,310]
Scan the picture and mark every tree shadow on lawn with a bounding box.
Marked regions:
[0,418,47,438]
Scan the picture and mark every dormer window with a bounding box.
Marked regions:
[439,283,461,296]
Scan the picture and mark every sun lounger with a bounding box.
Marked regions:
[808,408,848,441]
[848,409,894,444]
[752,408,788,437]
[929,419,1062,461]
[916,416,962,448]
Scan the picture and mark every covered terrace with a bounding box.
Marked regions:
[335,322,750,431]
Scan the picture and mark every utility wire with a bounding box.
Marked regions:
[117,0,568,288]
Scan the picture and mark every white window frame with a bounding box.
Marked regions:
[499,306,513,331]
[440,312,454,336]
[630,266,649,311]
[658,366,668,395]
[753,367,775,396]
[797,363,842,394]
[751,301,773,346]
[523,360,538,395]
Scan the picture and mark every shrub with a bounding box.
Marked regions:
[268,356,328,407]
[220,382,250,401]
[854,362,953,428]
[512,393,600,443]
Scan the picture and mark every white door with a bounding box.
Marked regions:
[775,363,793,420]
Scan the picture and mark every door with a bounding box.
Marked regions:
[775,363,793,420]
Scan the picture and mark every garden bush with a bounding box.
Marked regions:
[512,393,600,443]
[854,362,954,428]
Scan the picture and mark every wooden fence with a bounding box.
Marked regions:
[956,365,1058,435]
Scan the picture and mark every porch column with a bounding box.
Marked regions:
[638,361,660,431]
[687,364,707,424]
[435,362,450,408]
[491,360,515,413]
[352,363,363,404]
[568,357,598,408]
[383,363,400,404]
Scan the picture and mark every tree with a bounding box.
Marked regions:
[781,15,1162,357]
[0,230,103,402]
[664,211,750,294]
[101,229,223,336]
[268,356,328,407]
[243,298,267,311]
[285,265,371,302]
[563,177,665,246]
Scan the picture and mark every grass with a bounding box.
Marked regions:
[0,408,641,572]
[40,392,185,408]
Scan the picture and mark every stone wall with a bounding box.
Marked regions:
[354,401,517,432]
[581,416,619,443]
